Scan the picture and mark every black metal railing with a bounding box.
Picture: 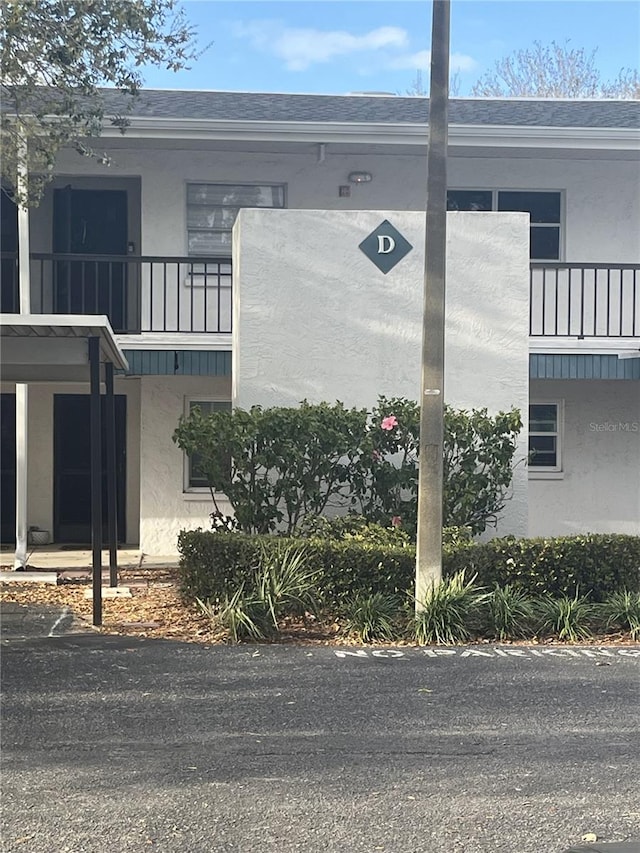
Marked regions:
[530,263,639,338]
[0,253,232,334]
[2,255,638,338]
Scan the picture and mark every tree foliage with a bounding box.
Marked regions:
[173,397,523,537]
[1,0,200,205]
[470,40,639,99]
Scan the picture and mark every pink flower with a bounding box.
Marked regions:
[381,415,398,431]
[391,516,402,528]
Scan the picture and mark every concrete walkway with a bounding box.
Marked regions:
[0,545,179,581]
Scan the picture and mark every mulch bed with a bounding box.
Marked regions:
[1,567,636,646]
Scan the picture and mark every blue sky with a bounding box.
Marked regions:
[141,1,640,95]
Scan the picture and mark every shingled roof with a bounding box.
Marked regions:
[95,89,639,129]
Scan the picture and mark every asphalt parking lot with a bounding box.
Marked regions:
[1,610,639,853]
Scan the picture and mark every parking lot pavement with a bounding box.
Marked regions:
[1,633,639,853]
[0,601,76,640]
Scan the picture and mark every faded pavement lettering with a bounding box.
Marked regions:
[334,647,640,660]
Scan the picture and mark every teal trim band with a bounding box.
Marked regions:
[123,350,231,376]
[530,354,640,380]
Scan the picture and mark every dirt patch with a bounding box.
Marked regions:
[0,567,340,645]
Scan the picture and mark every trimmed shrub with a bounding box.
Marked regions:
[444,534,640,601]
[178,530,640,608]
[178,529,416,605]
[298,514,413,548]
[178,528,262,604]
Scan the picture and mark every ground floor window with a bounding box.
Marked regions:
[529,401,562,472]
[184,399,232,490]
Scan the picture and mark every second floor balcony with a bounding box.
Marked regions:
[1,253,232,335]
[1,254,639,340]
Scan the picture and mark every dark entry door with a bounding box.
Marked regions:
[0,394,16,544]
[53,188,129,330]
[1,193,18,313]
[54,394,126,543]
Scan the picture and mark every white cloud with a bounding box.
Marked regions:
[234,20,409,71]
[232,19,477,77]
[388,50,477,73]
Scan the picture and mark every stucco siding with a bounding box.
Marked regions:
[45,145,640,263]
[528,379,640,535]
[233,209,530,537]
[138,375,232,555]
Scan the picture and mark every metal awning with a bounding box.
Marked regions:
[0,314,128,382]
[0,313,128,626]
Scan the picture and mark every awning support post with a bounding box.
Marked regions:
[105,362,119,588]
[89,336,103,626]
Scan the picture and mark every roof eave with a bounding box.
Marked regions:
[100,118,640,150]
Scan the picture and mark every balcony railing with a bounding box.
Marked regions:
[530,263,639,337]
[1,253,232,334]
[2,255,638,339]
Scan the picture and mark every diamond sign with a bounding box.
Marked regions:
[358,219,413,274]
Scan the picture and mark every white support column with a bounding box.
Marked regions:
[14,384,29,568]
[14,136,31,569]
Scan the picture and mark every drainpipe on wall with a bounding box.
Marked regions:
[14,137,30,570]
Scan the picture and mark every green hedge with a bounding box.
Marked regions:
[444,534,640,601]
[177,529,415,605]
[177,530,640,605]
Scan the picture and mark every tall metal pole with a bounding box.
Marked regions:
[89,336,103,626]
[415,0,450,609]
[14,133,31,570]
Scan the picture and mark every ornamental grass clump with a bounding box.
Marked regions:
[197,588,270,643]
[414,571,485,645]
[255,542,319,626]
[485,584,536,641]
[536,589,596,642]
[343,592,402,643]
[601,590,640,640]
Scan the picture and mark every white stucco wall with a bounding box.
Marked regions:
[46,144,640,263]
[529,379,640,536]
[30,143,637,338]
[138,375,232,555]
[232,209,530,536]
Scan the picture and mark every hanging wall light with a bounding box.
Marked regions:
[348,171,373,183]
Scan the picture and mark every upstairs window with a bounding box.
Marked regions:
[186,183,285,257]
[447,189,562,260]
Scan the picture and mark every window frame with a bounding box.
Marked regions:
[183,397,232,495]
[446,187,564,261]
[528,399,564,478]
[185,182,287,258]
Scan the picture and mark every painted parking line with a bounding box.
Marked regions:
[334,647,640,660]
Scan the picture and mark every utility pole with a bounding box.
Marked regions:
[14,133,30,570]
[415,0,450,609]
